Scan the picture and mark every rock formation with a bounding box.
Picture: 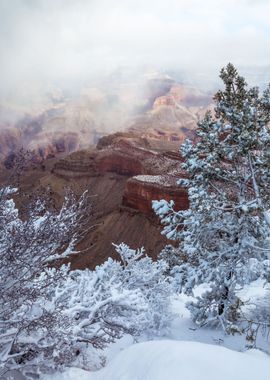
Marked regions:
[122,175,189,214]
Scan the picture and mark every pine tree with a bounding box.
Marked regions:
[154,63,270,331]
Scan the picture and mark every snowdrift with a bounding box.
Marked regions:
[46,340,270,380]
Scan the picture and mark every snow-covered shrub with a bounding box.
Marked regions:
[57,259,148,351]
[36,244,172,372]
[154,64,270,331]
[114,243,173,335]
[0,187,90,377]
[0,188,173,378]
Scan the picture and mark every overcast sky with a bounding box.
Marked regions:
[1,0,270,100]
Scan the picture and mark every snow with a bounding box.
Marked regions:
[133,174,176,187]
[42,368,90,380]
[95,340,270,380]
[2,187,18,195]
[239,278,269,304]
[43,281,270,380]
[44,340,270,380]
[263,210,270,228]
[40,279,270,380]
[5,269,270,380]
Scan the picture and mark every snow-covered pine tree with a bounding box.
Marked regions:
[154,63,270,331]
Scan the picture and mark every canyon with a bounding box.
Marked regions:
[0,77,212,268]
[0,75,212,165]
[37,132,188,268]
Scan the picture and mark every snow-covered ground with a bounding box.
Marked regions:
[42,280,270,380]
[43,340,270,380]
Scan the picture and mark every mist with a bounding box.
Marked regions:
[1,0,270,106]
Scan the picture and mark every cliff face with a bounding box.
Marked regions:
[122,175,189,214]
[98,153,145,176]
[52,150,98,178]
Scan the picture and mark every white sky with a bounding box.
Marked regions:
[0,0,270,98]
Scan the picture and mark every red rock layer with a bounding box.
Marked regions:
[122,176,189,215]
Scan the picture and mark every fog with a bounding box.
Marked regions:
[1,0,270,105]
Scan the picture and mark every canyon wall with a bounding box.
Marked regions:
[122,175,189,214]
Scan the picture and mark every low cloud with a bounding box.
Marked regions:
[1,0,270,104]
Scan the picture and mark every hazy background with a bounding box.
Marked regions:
[1,0,270,104]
